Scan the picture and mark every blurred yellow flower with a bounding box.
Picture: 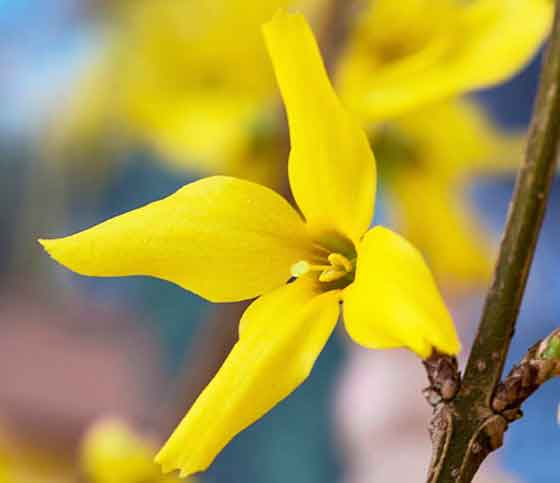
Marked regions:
[81,419,183,483]
[0,431,75,483]
[51,0,317,185]
[41,12,460,477]
[51,0,551,183]
[335,0,550,289]
[338,0,553,122]
[372,99,524,288]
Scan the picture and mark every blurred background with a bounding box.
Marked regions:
[1,1,558,482]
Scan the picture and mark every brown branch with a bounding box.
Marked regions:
[425,1,560,481]
[492,328,560,419]
[462,4,560,403]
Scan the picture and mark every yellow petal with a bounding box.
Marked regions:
[131,91,262,176]
[45,61,116,163]
[52,0,316,175]
[370,98,519,287]
[460,0,553,87]
[155,280,340,477]
[390,171,494,288]
[385,99,523,181]
[40,176,311,303]
[263,11,376,244]
[343,227,460,358]
[341,0,552,122]
[81,419,165,483]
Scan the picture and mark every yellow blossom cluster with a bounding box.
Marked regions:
[50,0,552,288]
[41,1,553,479]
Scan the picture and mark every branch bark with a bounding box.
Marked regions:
[426,2,560,481]
[492,328,560,420]
[422,352,460,406]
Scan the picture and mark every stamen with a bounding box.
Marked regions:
[318,268,347,283]
[291,252,354,283]
[311,243,331,254]
[328,253,353,272]
[290,260,331,278]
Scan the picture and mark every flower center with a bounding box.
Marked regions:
[291,252,355,283]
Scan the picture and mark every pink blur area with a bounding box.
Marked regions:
[0,286,168,458]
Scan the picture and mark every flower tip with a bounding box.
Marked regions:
[179,469,192,479]
[154,447,198,479]
[153,453,174,475]
[38,237,55,255]
[153,448,167,467]
[154,454,198,481]
[38,237,65,263]
[37,235,89,276]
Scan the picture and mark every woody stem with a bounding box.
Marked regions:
[425,1,560,481]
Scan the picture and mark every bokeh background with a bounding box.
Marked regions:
[1,1,558,482]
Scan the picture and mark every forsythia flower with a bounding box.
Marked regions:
[51,0,551,182]
[0,432,75,483]
[334,0,552,288]
[40,12,461,478]
[338,0,554,122]
[373,99,524,287]
[50,0,317,185]
[81,419,184,483]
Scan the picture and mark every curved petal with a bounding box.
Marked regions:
[263,11,376,244]
[133,91,261,176]
[387,99,523,180]
[459,0,552,87]
[155,280,341,478]
[46,61,116,162]
[40,176,312,303]
[343,0,552,122]
[81,419,162,483]
[343,226,460,358]
[390,171,493,287]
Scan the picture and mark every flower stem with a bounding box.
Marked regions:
[462,2,560,406]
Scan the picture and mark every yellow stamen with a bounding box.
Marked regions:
[291,252,354,282]
[290,261,331,277]
[318,268,347,283]
[328,253,353,272]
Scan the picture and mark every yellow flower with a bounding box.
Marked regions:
[0,430,75,483]
[40,12,460,478]
[373,99,524,287]
[338,0,553,122]
[334,0,549,289]
[49,0,550,292]
[81,419,184,483]
[50,0,318,186]
[52,0,551,185]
